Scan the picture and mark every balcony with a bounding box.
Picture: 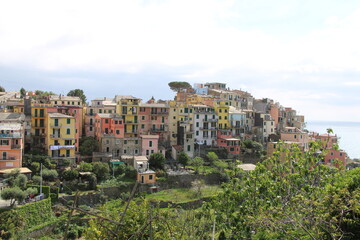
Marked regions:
[50,134,61,138]
[11,144,21,149]
[0,133,22,138]
[150,128,167,132]
[151,111,168,115]
[50,124,62,128]
[203,118,217,122]
[49,145,75,150]
[1,156,17,161]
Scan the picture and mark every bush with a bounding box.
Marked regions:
[91,162,110,181]
[42,169,58,181]
[31,175,42,185]
[79,162,93,172]
[62,169,79,181]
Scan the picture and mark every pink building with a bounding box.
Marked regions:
[0,113,25,170]
[141,135,160,158]
[217,129,240,155]
[311,133,347,168]
[94,114,124,140]
[280,127,309,151]
[138,102,169,143]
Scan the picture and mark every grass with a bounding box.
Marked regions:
[145,185,222,203]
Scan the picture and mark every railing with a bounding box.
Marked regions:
[150,128,167,132]
[50,134,61,138]
[203,118,217,122]
[50,124,62,128]
[0,133,22,138]
[1,156,17,160]
[11,144,21,149]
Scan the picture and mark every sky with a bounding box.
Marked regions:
[1,0,360,122]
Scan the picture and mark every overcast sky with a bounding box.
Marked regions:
[1,0,360,122]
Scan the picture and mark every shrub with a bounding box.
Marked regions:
[62,169,79,181]
[42,169,58,181]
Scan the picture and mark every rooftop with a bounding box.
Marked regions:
[0,113,25,122]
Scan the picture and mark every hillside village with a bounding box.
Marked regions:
[0,82,348,176]
[0,82,353,239]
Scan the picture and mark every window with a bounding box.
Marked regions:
[135,149,138,154]
[149,175,153,180]
[90,127,93,131]
[294,135,297,139]
[149,141,153,147]
[66,150,70,157]
[135,140,138,144]
[99,109,102,113]
[34,109,38,117]
[116,130,120,134]
[40,109,44,117]
[141,124,145,129]
[124,149,127,154]
[105,119,109,123]
[187,145,191,151]
[66,128,70,135]
[142,116,145,120]
[2,152,7,160]
[67,119,71,124]
[124,140,127,144]
[54,119,59,126]
[196,114,199,119]
[146,150,149,155]
[196,131,199,136]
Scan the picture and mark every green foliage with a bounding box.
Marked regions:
[4,169,28,189]
[84,199,213,239]
[27,184,50,198]
[0,187,25,206]
[149,152,165,170]
[62,169,79,181]
[168,81,191,92]
[0,198,54,239]
[31,175,42,185]
[189,157,204,174]
[20,87,26,98]
[241,139,265,157]
[91,162,110,181]
[79,162,93,172]
[0,86,5,92]
[203,141,360,239]
[79,136,98,156]
[34,90,55,97]
[206,152,218,164]
[42,168,58,181]
[67,88,86,103]
[177,151,190,167]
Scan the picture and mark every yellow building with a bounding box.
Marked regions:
[46,113,76,159]
[116,97,140,138]
[214,100,230,129]
[31,104,50,152]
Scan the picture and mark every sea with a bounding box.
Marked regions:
[306,121,360,159]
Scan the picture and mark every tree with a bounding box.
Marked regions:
[20,87,26,98]
[206,152,218,164]
[0,86,5,92]
[79,162,93,172]
[168,81,191,92]
[0,187,37,206]
[42,169,58,181]
[67,89,86,103]
[189,157,204,174]
[205,141,360,239]
[62,169,79,181]
[79,137,98,156]
[149,153,165,170]
[177,152,190,167]
[91,162,110,181]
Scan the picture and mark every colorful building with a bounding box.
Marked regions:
[46,113,76,160]
[0,113,25,170]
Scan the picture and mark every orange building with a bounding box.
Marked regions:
[0,113,25,170]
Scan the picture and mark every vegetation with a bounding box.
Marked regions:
[91,162,110,181]
[0,198,55,239]
[148,152,165,170]
[67,88,86,103]
[20,87,26,98]
[177,151,190,167]
[79,136,98,156]
[168,81,191,92]
[189,157,204,174]
[0,86,5,92]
